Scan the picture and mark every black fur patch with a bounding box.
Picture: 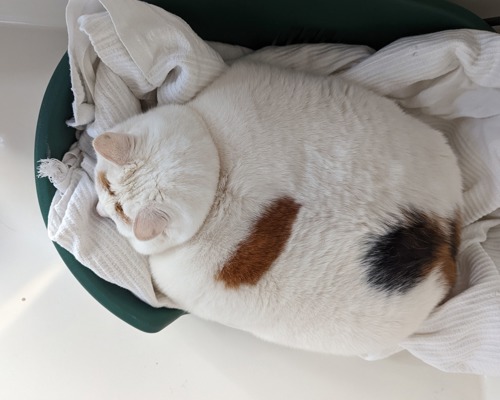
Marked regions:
[363,209,443,293]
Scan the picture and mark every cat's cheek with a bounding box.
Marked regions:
[115,221,134,240]
[96,201,107,218]
[128,237,160,256]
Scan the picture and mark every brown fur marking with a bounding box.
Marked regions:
[98,171,115,196]
[440,209,461,287]
[216,197,301,289]
[416,209,461,288]
[115,202,131,224]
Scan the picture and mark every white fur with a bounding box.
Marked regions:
[94,61,462,356]
[94,105,219,255]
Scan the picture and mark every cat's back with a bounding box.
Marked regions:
[153,60,463,356]
[192,60,461,218]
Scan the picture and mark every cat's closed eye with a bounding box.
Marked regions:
[98,171,114,196]
[114,202,131,224]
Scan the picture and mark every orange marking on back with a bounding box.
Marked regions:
[440,209,461,288]
[216,197,301,289]
[415,209,461,289]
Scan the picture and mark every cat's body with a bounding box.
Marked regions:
[93,61,462,356]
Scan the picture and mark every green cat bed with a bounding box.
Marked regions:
[34,0,493,333]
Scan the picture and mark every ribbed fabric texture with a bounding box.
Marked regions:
[66,0,226,136]
[39,0,500,375]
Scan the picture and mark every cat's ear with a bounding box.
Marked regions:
[133,205,169,241]
[93,132,133,166]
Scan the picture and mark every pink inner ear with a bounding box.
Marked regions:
[134,206,169,241]
[93,132,133,166]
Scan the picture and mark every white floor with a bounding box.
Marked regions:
[1,22,500,400]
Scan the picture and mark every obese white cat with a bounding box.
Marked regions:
[93,60,462,356]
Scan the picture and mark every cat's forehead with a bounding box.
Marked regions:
[112,165,143,186]
[95,169,131,208]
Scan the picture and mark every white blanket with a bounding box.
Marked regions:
[38,0,500,375]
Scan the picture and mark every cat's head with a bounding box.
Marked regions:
[92,105,219,255]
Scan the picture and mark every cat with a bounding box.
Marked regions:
[93,60,462,356]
